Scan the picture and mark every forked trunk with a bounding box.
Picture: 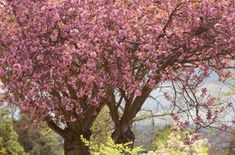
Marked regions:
[45,104,104,155]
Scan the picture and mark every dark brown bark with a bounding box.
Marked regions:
[46,116,95,155]
[46,116,96,155]
[45,101,105,155]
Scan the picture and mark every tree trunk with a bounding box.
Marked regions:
[64,129,92,155]
[111,126,135,148]
[64,138,89,155]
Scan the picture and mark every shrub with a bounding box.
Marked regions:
[81,136,144,155]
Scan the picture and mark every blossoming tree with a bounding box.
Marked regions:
[0,0,235,154]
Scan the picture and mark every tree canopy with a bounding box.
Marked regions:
[0,0,234,123]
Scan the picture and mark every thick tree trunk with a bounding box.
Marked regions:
[111,126,135,148]
[64,129,92,155]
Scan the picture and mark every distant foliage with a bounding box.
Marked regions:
[150,126,173,150]
[149,127,209,155]
[14,114,64,155]
[0,108,28,155]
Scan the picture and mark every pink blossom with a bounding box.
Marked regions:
[191,133,200,142]
[70,29,80,36]
[206,109,212,120]
[214,23,222,31]
[13,63,22,72]
[220,124,228,132]
[180,121,189,130]
[87,60,96,69]
[67,8,76,16]
[36,54,44,61]
[62,52,72,64]
[135,89,142,96]
[76,107,83,115]
[76,91,84,98]
[90,51,97,59]
[87,75,95,83]
[200,88,207,97]
[207,98,215,106]
[0,69,5,76]
[194,116,203,125]
[90,98,99,106]
[184,136,191,145]
[50,30,58,42]
[65,104,74,111]
[220,71,231,78]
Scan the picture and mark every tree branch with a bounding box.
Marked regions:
[45,117,66,138]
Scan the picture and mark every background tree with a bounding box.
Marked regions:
[0,0,235,154]
[14,114,64,155]
[0,107,28,155]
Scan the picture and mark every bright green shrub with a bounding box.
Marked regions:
[81,136,144,155]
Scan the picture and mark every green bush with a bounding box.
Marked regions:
[81,136,144,155]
